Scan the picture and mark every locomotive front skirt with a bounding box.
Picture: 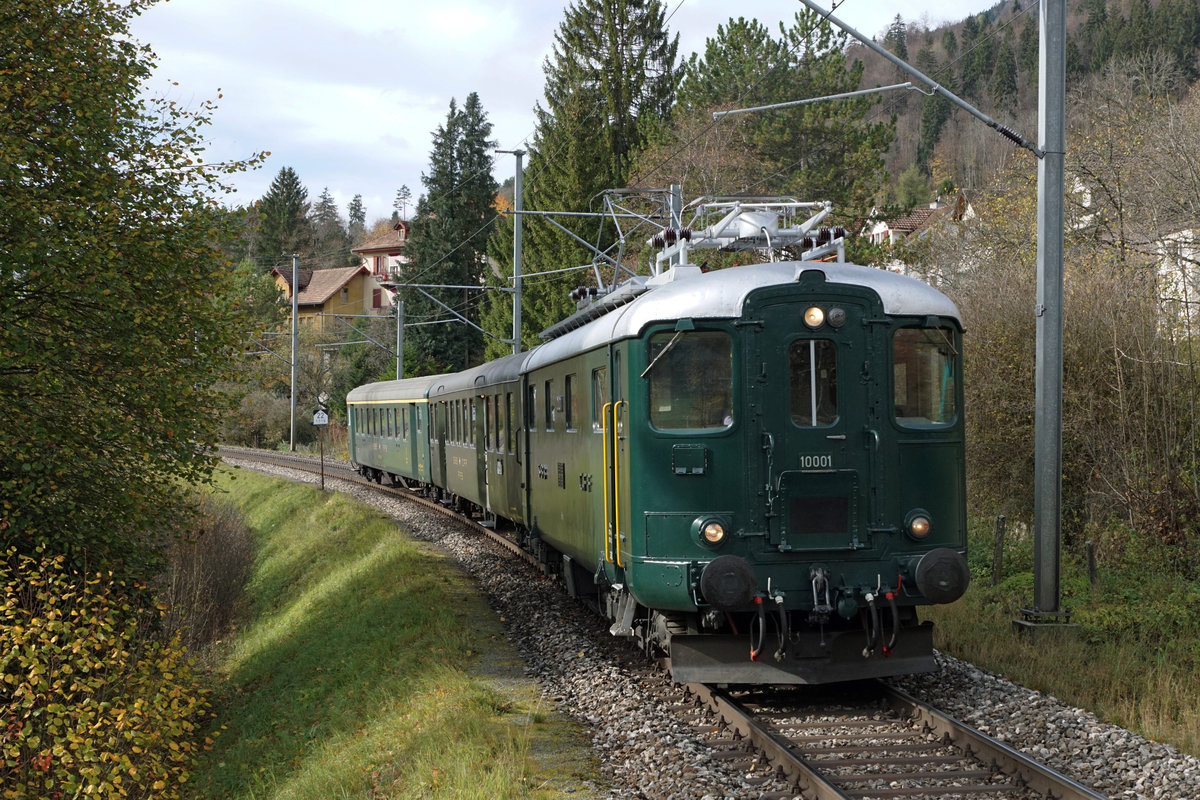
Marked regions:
[348,261,969,684]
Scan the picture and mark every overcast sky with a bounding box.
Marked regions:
[130,0,999,227]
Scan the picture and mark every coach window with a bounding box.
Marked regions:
[591,367,609,431]
[485,396,494,451]
[402,407,410,439]
[502,393,511,453]
[528,384,537,429]
[492,395,501,452]
[470,400,477,445]
[647,330,733,431]
[545,380,554,431]
[893,327,958,428]
[790,339,838,427]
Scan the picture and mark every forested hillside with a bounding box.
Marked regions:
[858,0,1200,199]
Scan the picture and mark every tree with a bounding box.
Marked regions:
[393,184,412,221]
[896,163,931,211]
[0,0,263,580]
[347,193,366,244]
[309,187,349,267]
[483,0,680,355]
[402,93,498,373]
[884,15,909,82]
[673,11,893,212]
[254,166,311,266]
[676,17,786,112]
[990,41,1018,109]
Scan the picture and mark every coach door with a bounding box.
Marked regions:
[431,399,447,489]
[751,287,874,553]
[599,347,628,578]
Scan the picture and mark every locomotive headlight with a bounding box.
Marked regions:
[693,517,728,547]
[803,306,825,328]
[905,510,932,539]
[702,521,726,544]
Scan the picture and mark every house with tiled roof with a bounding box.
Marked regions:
[270,264,373,331]
[864,192,974,247]
[351,220,409,311]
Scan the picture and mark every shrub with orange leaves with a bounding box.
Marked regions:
[1,549,212,799]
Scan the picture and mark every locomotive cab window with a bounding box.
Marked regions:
[647,330,733,431]
[790,339,838,427]
[591,367,608,432]
[893,327,958,428]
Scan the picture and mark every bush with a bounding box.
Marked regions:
[0,550,212,799]
[158,495,255,651]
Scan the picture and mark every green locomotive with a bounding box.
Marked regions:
[348,257,968,684]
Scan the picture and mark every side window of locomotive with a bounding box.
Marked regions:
[591,366,609,432]
[647,331,733,431]
[528,385,537,429]
[565,374,578,431]
[893,327,958,427]
[544,380,554,431]
[790,340,838,427]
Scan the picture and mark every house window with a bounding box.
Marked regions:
[340,287,349,303]
[374,255,384,275]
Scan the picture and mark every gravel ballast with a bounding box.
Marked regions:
[228,459,1200,799]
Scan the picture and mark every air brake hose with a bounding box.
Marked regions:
[750,596,766,662]
[774,595,788,661]
[882,590,900,657]
[863,592,879,658]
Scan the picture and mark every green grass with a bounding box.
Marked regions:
[189,468,601,799]
[925,517,1200,756]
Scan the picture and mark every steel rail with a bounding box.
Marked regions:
[882,685,1108,800]
[687,681,1108,800]
[224,447,1106,800]
[217,447,536,566]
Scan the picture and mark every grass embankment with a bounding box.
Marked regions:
[190,468,600,800]
[925,519,1200,756]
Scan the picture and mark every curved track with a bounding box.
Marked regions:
[222,446,1107,800]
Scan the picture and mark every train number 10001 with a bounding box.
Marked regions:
[798,454,833,469]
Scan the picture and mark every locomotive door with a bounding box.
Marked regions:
[599,347,627,578]
[752,291,873,553]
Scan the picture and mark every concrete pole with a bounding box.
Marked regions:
[1033,0,1066,615]
[289,253,299,452]
[395,300,404,379]
[511,150,525,354]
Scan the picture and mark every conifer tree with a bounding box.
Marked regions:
[674,11,892,210]
[310,187,348,267]
[402,94,497,373]
[347,194,366,244]
[483,0,680,355]
[254,166,312,266]
[990,42,1018,109]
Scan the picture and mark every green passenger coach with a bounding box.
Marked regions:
[348,257,968,685]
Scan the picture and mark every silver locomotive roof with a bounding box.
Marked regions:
[524,261,961,372]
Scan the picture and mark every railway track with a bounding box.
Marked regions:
[222,446,1108,800]
[687,681,1108,799]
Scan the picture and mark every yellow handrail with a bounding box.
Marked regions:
[601,401,613,564]
[612,400,625,568]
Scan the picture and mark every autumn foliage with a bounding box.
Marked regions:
[1,550,212,800]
